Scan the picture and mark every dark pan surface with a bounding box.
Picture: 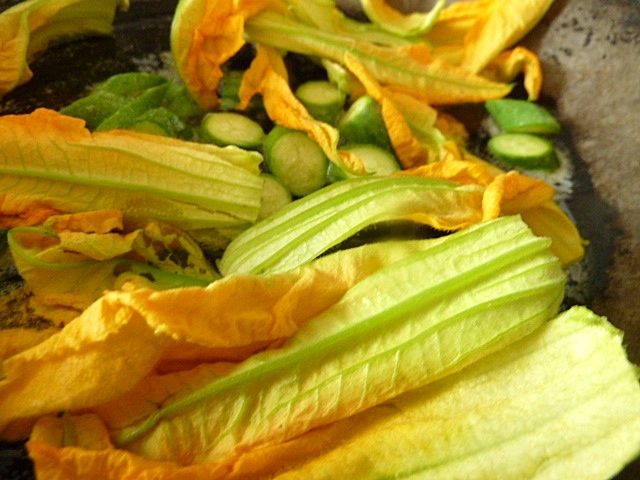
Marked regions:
[0,0,638,478]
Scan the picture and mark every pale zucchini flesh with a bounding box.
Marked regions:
[200,111,266,149]
[488,132,560,171]
[295,80,346,124]
[263,126,329,197]
[328,144,401,181]
[338,94,394,153]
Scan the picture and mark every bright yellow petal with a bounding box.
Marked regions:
[482,170,555,221]
[460,0,555,74]
[0,295,166,438]
[171,0,282,109]
[480,171,583,266]
[0,327,58,362]
[0,195,61,228]
[31,413,114,450]
[520,201,586,267]
[481,46,544,100]
[46,209,124,235]
[2,236,438,438]
[392,157,578,264]
[425,0,496,63]
[154,339,275,374]
[28,414,228,480]
[434,111,470,147]
[432,0,497,37]
[394,158,494,186]
[28,307,638,479]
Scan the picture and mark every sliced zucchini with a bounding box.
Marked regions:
[200,112,266,150]
[338,94,394,153]
[488,133,560,171]
[295,80,346,124]
[263,126,329,197]
[328,144,401,181]
[486,98,562,135]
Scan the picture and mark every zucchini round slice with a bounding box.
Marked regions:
[488,133,559,171]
